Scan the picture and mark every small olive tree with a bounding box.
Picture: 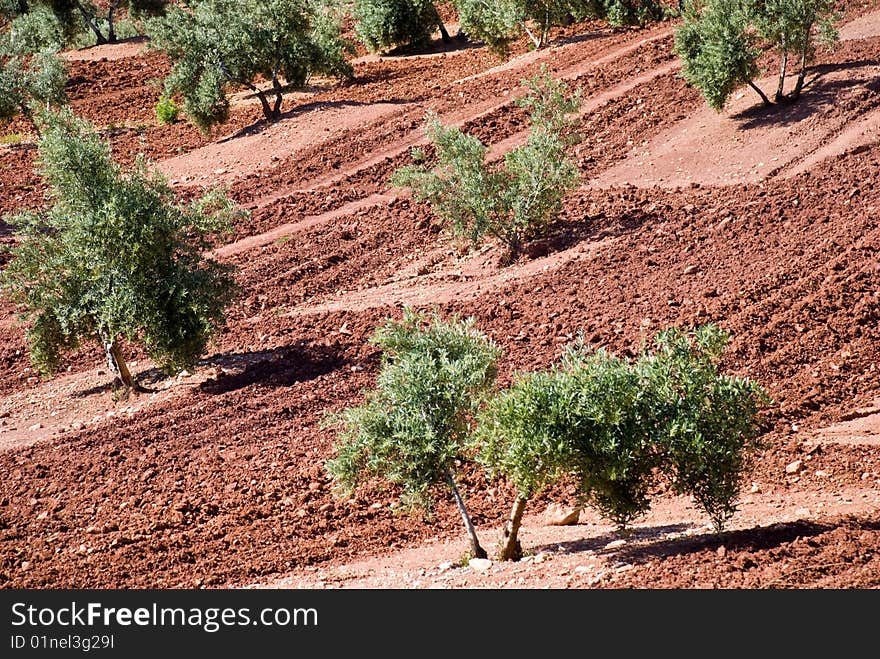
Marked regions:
[325,308,501,560]
[0,48,67,133]
[353,0,451,54]
[646,325,769,532]
[472,368,573,560]
[146,0,353,132]
[0,110,244,393]
[674,0,839,110]
[454,0,666,54]
[391,69,581,263]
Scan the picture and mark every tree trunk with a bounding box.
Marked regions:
[107,1,120,44]
[76,1,107,45]
[102,335,149,394]
[271,64,284,117]
[521,21,541,50]
[789,40,810,102]
[498,495,528,561]
[748,81,773,107]
[437,18,451,43]
[775,36,788,103]
[443,468,487,559]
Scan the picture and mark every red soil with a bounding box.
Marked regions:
[1,7,879,589]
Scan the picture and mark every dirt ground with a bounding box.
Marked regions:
[1,3,879,589]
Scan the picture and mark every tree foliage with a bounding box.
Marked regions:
[0,110,244,392]
[475,324,767,558]
[674,0,838,110]
[325,308,501,559]
[453,0,667,54]
[353,0,450,53]
[146,0,353,132]
[645,325,769,532]
[391,69,581,262]
[0,47,66,132]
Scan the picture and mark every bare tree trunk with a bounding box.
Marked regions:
[76,1,107,45]
[219,62,278,123]
[107,1,121,44]
[102,335,150,394]
[444,468,487,559]
[521,21,541,50]
[498,495,528,561]
[748,81,773,107]
[775,36,788,103]
[789,39,810,102]
[270,58,284,117]
[437,18,451,43]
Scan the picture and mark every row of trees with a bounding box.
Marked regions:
[326,310,768,561]
[2,0,841,135]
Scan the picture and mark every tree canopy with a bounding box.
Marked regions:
[1,109,244,392]
[146,0,353,132]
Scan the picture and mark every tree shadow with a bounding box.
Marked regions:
[613,519,832,566]
[217,98,413,143]
[71,343,346,398]
[380,31,480,57]
[731,60,880,131]
[530,523,693,556]
[198,343,345,394]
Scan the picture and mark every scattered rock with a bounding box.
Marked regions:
[468,558,492,572]
[716,545,726,558]
[28,423,43,431]
[604,539,626,550]
[785,460,803,474]
[683,265,699,275]
[542,502,581,526]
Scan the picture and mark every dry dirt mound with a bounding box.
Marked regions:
[1,9,880,590]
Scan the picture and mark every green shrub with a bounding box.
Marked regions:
[391,68,581,263]
[353,0,449,53]
[0,109,245,393]
[155,95,179,125]
[146,0,353,132]
[674,0,839,110]
[0,49,67,133]
[325,307,501,559]
[646,325,769,532]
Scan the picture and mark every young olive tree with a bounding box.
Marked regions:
[647,325,769,532]
[674,0,838,110]
[146,0,353,133]
[353,0,451,54]
[6,0,166,47]
[0,48,67,133]
[472,369,573,560]
[0,110,244,394]
[391,69,581,263]
[325,308,501,560]
[454,0,666,54]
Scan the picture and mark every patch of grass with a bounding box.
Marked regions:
[0,133,26,145]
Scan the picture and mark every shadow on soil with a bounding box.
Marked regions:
[71,343,347,398]
[219,98,413,142]
[732,60,880,131]
[197,343,346,394]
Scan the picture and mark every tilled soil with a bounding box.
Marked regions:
[1,9,880,589]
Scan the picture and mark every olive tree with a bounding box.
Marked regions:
[4,0,166,47]
[454,0,666,54]
[325,308,501,560]
[391,69,581,263]
[647,325,769,532]
[0,48,67,133]
[353,0,451,54]
[146,0,353,133]
[0,110,244,394]
[472,368,573,560]
[674,0,838,110]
